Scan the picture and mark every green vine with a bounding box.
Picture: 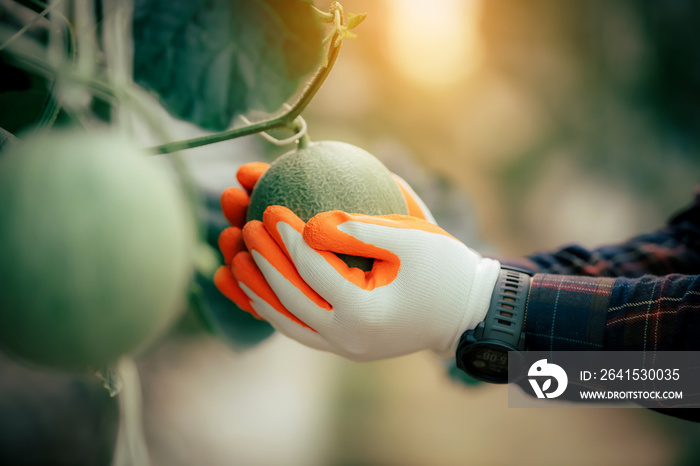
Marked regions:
[147,2,365,155]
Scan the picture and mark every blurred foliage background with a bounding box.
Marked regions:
[2,0,700,465]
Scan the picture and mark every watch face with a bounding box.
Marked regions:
[459,344,510,383]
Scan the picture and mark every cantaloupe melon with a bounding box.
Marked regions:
[247,140,408,270]
[0,129,197,370]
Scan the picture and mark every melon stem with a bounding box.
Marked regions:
[298,132,312,149]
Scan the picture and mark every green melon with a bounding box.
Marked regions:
[0,129,197,370]
[247,140,408,270]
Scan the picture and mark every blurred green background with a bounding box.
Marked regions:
[2,0,700,465]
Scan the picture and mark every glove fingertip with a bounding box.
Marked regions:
[221,187,249,227]
[237,162,269,192]
[213,265,261,318]
[392,174,435,222]
[240,220,265,250]
[218,227,244,264]
[262,205,305,231]
[303,210,352,247]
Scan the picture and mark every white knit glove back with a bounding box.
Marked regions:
[231,207,501,361]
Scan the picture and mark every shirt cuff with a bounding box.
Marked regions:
[525,274,614,351]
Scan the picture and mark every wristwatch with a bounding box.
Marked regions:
[455,265,532,383]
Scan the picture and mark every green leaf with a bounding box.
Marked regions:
[0,90,55,135]
[132,0,323,132]
[177,188,275,348]
[195,272,275,349]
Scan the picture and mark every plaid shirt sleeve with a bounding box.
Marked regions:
[502,186,700,352]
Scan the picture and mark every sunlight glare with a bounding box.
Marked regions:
[386,0,482,88]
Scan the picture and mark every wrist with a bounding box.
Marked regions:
[454,266,532,383]
[434,256,501,357]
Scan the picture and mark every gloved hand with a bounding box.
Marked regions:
[230,207,501,361]
[213,162,436,319]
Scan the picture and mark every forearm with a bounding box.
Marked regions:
[605,273,700,351]
[523,272,700,351]
[523,188,700,278]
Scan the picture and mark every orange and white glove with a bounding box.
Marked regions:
[213,162,436,319]
[231,207,501,361]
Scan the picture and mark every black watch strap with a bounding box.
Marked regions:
[473,266,531,350]
[455,266,532,382]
